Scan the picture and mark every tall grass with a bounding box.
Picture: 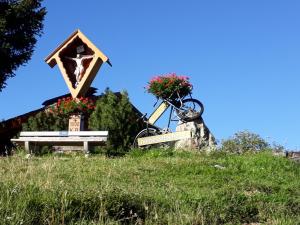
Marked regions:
[0,150,299,224]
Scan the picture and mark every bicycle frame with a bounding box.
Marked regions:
[133,91,203,148]
[147,91,187,129]
[133,95,184,148]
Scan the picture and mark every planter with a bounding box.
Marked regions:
[147,73,192,100]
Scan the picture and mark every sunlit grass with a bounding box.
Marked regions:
[0,149,299,224]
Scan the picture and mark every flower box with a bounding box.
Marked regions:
[49,97,95,117]
[146,73,192,100]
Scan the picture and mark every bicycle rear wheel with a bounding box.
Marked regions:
[132,128,160,149]
[175,98,204,122]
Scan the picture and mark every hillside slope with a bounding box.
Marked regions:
[0,150,299,224]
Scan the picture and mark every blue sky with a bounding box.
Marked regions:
[1,1,300,149]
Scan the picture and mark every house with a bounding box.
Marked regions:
[0,88,144,155]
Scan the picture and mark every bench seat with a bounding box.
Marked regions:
[11,131,108,154]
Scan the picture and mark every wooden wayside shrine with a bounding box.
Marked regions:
[10,30,113,155]
[45,29,111,99]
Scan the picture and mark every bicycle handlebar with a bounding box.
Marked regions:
[153,98,159,107]
[136,113,148,122]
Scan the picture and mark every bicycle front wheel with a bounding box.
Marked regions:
[175,98,204,122]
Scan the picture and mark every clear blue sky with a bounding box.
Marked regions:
[1,1,300,149]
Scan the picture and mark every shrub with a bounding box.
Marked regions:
[22,111,69,155]
[23,97,96,133]
[22,111,68,131]
[220,130,269,154]
[89,89,141,156]
[20,89,141,156]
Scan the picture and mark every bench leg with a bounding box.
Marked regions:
[24,141,31,154]
[84,141,89,156]
[24,141,32,158]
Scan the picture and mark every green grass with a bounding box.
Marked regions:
[0,149,299,224]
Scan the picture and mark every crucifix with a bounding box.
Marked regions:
[45,29,111,98]
[65,53,94,87]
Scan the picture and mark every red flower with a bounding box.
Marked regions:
[147,73,192,99]
[51,97,96,116]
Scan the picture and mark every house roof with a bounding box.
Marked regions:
[0,92,144,144]
[42,87,98,106]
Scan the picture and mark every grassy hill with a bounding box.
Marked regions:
[0,150,299,224]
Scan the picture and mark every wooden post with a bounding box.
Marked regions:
[69,114,85,131]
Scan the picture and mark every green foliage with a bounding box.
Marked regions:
[22,111,68,131]
[129,148,175,158]
[220,130,270,154]
[22,111,68,154]
[0,0,46,91]
[89,89,141,156]
[0,151,299,224]
[21,89,141,156]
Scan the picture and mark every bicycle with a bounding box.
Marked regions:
[133,91,204,148]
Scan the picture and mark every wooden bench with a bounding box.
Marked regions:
[11,131,108,155]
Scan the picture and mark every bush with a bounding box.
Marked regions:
[89,89,141,156]
[22,111,68,131]
[22,111,69,155]
[220,130,269,154]
[20,89,141,156]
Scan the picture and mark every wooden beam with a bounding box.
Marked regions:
[138,131,191,146]
[148,101,169,125]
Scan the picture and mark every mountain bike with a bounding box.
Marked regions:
[133,91,204,148]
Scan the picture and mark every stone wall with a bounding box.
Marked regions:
[175,118,216,151]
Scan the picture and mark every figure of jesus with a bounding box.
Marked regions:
[66,54,94,87]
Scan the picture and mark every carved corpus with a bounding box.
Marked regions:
[45,29,110,98]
